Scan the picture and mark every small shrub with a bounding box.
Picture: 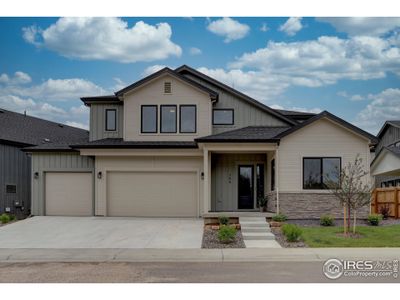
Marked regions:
[368,214,382,226]
[218,215,229,226]
[257,195,268,208]
[272,213,287,222]
[320,215,334,226]
[379,205,391,220]
[282,223,302,242]
[218,225,236,243]
[0,213,10,224]
[9,214,16,221]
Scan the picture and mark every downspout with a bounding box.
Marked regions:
[276,146,280,214]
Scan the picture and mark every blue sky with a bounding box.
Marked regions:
[0,17,399,133]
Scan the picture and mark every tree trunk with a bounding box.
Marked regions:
[353,209,357,234]
[347,204,351,233]
[343,204,347,234]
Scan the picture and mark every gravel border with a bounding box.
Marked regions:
[202,228,246,248]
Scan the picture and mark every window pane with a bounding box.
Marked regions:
[213,109,233,125]
[161,105,177,133]
[303,158,322,189]
[323,158,340,186]
[106,110,116,131]
[141,106,157,133]
[256,164,265,202]
[180,106,196,133]
[271,159,275,191]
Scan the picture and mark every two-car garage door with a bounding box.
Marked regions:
[107,171,198,217]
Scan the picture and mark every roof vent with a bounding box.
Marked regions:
[43,138,50,143]
[164,81,172,94]
[58,124,64,128]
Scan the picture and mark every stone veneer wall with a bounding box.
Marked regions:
[278,193,371,219]
[266,191,277,213]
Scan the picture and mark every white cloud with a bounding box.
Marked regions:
[141,64,174,76]
[271,104,322,114]
[207,17,250,43]
[0,74,9,83]
[23,17,182,63]
[0,71,104,129]
[189,47,202,55]
[317,17,400,37]
[279,17,303,36]
[337,91,365,101]
[260,23,269,32]
[354,88,400,134]
[65,121,88,130]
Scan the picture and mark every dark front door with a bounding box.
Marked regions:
[238,165,254,209]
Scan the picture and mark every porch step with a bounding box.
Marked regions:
[242,232,276,240]
[239,217,281,248]
[241,226,271,233]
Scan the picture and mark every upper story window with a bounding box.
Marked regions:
[180,105,196,133]
[105,109,117,131]
[303,157,341,190]
[141,105,158,133]
[164,82,172,94]
[213,109,234,125]
[160,105,177,133]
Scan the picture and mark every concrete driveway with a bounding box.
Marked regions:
[0,216,203,249]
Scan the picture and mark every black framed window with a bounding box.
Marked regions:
[160,105,177,133]
[271,159,275,191]
[180,105,196,133]
[303,157,341,189]
[105,109,117,131]
[212,109,234,125]
[141,105,158,133]
[256,163,265,202]
[6,184,16,193]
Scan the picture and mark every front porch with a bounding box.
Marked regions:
[200,142,280,216]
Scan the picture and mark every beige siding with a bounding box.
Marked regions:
[183,74,290,134]
[278,118,371,192]
[31,152,94,215]
[89,103,124,141]
[95,155,203,216]
[123,74,212,141]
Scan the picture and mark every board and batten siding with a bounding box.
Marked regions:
[211,153,267,211]
[0,143,31,215]
[375,125,400,187]
[278,118,371,192]
[182,74,290,134]
[31,152,94,215]
[89,103,124,141]
[122,74,212,141]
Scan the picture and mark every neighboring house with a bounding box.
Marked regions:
[24,65,377,219]
[371,121,400,187]
[0,108,89,217]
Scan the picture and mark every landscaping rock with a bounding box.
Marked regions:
[202,228,245,248]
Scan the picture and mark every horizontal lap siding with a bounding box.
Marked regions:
[31,152,95,215]
[0,143,31,215]
[278,119,371,192]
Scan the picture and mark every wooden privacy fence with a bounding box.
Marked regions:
[371,187,400,218]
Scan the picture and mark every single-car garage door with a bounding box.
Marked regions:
[107,171,198,217]
[45,172,93,216]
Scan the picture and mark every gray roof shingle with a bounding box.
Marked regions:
[0,108,89,150]
[195,126,290,143]
[71,138,198,149]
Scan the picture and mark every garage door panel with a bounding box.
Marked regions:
[45,172,92,216]
[107,171,198,217]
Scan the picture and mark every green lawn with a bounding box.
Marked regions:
[300,225,400,247]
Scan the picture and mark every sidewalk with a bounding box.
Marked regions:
[0,248,399,263]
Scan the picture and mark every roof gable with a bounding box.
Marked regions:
[276,110,378,144]
[377,120,400,139]
[115,67,218,100]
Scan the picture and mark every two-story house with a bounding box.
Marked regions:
[25,65,377,219]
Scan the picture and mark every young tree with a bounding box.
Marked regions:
[325,154,372,235]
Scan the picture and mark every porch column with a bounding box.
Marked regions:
[276,148,280,214]
[203,147,211,213]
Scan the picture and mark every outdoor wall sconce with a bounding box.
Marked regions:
[34,172,39,179]
[201,172,204,180]
[97,171,102,179]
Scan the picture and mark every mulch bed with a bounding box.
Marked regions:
[202,228,246,248]
[271,227,307,248]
